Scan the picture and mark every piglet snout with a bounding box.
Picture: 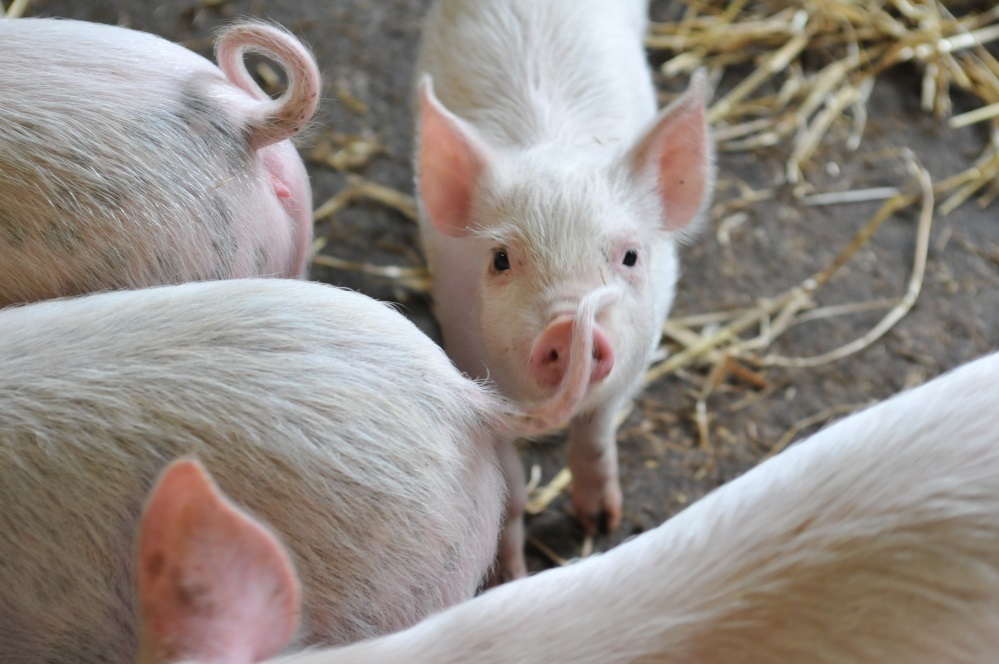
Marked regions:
[530,319,614,388]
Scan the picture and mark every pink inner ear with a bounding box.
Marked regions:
[418,77,488,238]
[137,459,301,664]
[631,75,711,233]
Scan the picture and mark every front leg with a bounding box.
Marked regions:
[567,401,624,534]
[487,433,528,585]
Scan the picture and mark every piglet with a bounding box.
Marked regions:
[142,351,999,663]
[0,18,320,308]
[414,0,714,577]
[0,278,600,664]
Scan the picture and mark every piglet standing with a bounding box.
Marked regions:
[141,351,999,664]
[0,278,599,664]
[414,0,714,576]
[0,19,320,307]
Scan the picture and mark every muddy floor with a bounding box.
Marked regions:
[24,0,999,569]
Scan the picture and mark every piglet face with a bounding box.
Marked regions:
[464,154,673,407]
[418,73,712,410]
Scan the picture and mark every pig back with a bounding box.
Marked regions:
[416,0,657,149]
[0,279,505,664]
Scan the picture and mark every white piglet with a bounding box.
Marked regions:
[414,0,714,576]
[143,351,999,663]
[0,19,320,307]
[0,279,598,664]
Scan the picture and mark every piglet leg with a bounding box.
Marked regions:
[568,402,625,534]
[487,434,530,584]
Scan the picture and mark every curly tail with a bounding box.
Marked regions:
[215,21,321,150]
[500,285,620,435]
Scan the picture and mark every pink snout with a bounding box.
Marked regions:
[529,319,614,388]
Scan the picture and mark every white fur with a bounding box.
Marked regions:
[250,350,999,663]
[0,279,517,664]
[0,18,319,307]
[416,0,665,407]
[414,0,715,568]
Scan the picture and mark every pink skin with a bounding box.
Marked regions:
[215,22,320,278]
[529,318,614,388]
[137,459,300,664]
[259,141,314,277]
[490,286,616,582]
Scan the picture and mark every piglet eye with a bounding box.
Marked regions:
[623,250,638,267]
[492,250,511,272]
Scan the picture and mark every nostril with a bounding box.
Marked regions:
[531,321,574,388]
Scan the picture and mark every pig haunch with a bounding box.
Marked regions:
[0,278,590,664]
[0,19,320,308]
[214,22,319,151]
[143,351,999,664]
[413,0,716,577]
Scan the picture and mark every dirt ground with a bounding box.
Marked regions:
[23,0,999,570]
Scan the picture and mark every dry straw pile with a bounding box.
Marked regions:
[642,0,998,443]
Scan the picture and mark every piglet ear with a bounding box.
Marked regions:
[628,70,714,233]
[136,459,301,664]
[417,75,492,237]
